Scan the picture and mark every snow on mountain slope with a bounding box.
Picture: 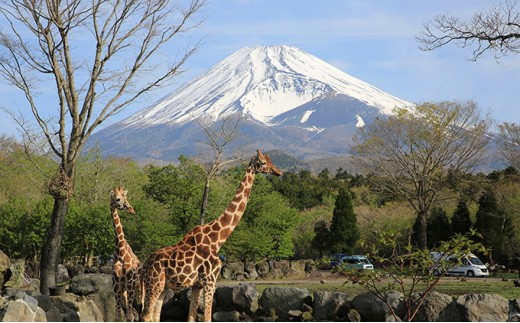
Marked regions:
[120,45,411,128]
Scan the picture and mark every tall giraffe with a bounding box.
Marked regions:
[110,186,141,322]
[140,150,282,322]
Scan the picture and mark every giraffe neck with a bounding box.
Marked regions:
[214,166,256,247]
[111,206,127,255]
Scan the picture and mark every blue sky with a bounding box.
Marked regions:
[1,0,519,138]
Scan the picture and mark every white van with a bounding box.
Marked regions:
[430,252,489,277]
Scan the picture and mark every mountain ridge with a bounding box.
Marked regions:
[87,45,413,163]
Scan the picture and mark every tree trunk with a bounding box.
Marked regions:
[416,211,428,250]
[200,179,210,225]
[39,197,70,295]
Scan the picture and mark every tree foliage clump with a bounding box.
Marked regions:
[329,186,360,254]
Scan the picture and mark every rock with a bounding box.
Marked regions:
[256,260,270,278]
[267,260,290,279]
[56,265,69,283]
[244,262,258,280]
[312,291,351,321]
[259,287,312,320]
[34,295,53,312]
[351,290,404,322]
[347,308,361,321]
[68,273,116,322]
[411,291,460,322]
[0,299,47,322]
[215,283,259,315]
[212,310,240,322]
[221,262,245,280]
[4,260,29,288]
[49,293,103,322]
[456,293,509,322]
[0,250,10,268]
[68,273,112,296]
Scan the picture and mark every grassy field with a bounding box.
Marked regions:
[233,273,520,300]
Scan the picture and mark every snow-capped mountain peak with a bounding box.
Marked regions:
[121,45,411,128]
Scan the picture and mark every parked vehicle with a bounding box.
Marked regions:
[331,254,374,271]
[430,252,489,277]
[329,253,348,267]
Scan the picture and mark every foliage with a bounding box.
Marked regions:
[426,207,451,249]
[0,197,51,260]
[451,198,473,235]
[329,185,360,254]
[346,229,486,321]
[143,156,207,235]
[311,220,330,258]
[270,170,333,210]
[474,187,517,263]
[222,175,299,262]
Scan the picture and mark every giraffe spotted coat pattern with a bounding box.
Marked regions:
[140,150,282,322]
[110,186,141,322]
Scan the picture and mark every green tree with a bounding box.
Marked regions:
[329,186,360,254]
[143,156,206,234]
[451,199,472,235]
[311,219,330,258]
[426,207,451,249]
[353,101,491,249]
[223,175,298,262]
[475,188,516,263]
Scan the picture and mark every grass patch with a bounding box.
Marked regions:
[251,275,520,300]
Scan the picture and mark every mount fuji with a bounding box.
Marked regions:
[87,45,413,163]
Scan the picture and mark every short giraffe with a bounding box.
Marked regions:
[110,186,141,322]
[140,150,282,322]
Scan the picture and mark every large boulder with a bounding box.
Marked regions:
[411,291,460,322]
[0,298,47,322]
[259,287,311,320]
[68,273,116,322]
[48,293,103,322]
[4,260,29,289]
[456,293,509,322]
[244,262,259,280]
[221,262,246,280]
[351,290,405,322]
[215,283,259,315]
[312,291,351,321]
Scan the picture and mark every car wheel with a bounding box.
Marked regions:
[433,269,441,276]
[467,270,475,277]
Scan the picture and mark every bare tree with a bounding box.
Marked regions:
[499,122,520,169]
[352,101,492,249]
[0,0,205,294]
[417,0,520,61]
[197,116,242,224]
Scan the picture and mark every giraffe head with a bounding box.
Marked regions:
[110,186,135,214]
[250,150,282,176]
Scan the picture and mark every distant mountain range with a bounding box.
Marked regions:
[87,45,413,165]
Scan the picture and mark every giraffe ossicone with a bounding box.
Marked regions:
[140,150,282,322]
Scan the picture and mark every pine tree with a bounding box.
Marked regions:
[311,220,330,258]
[451,199,472,235]
[329,186,360,254]
[426,207,452,249]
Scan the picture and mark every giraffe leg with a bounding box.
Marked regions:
[152,290,166,322]
[113,264,124,322]
[125,273,137,322]
[187,285,202,322]
[141,278,165,322]
[203,282,217,322]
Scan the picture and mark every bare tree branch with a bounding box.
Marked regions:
[417,0,520,61]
